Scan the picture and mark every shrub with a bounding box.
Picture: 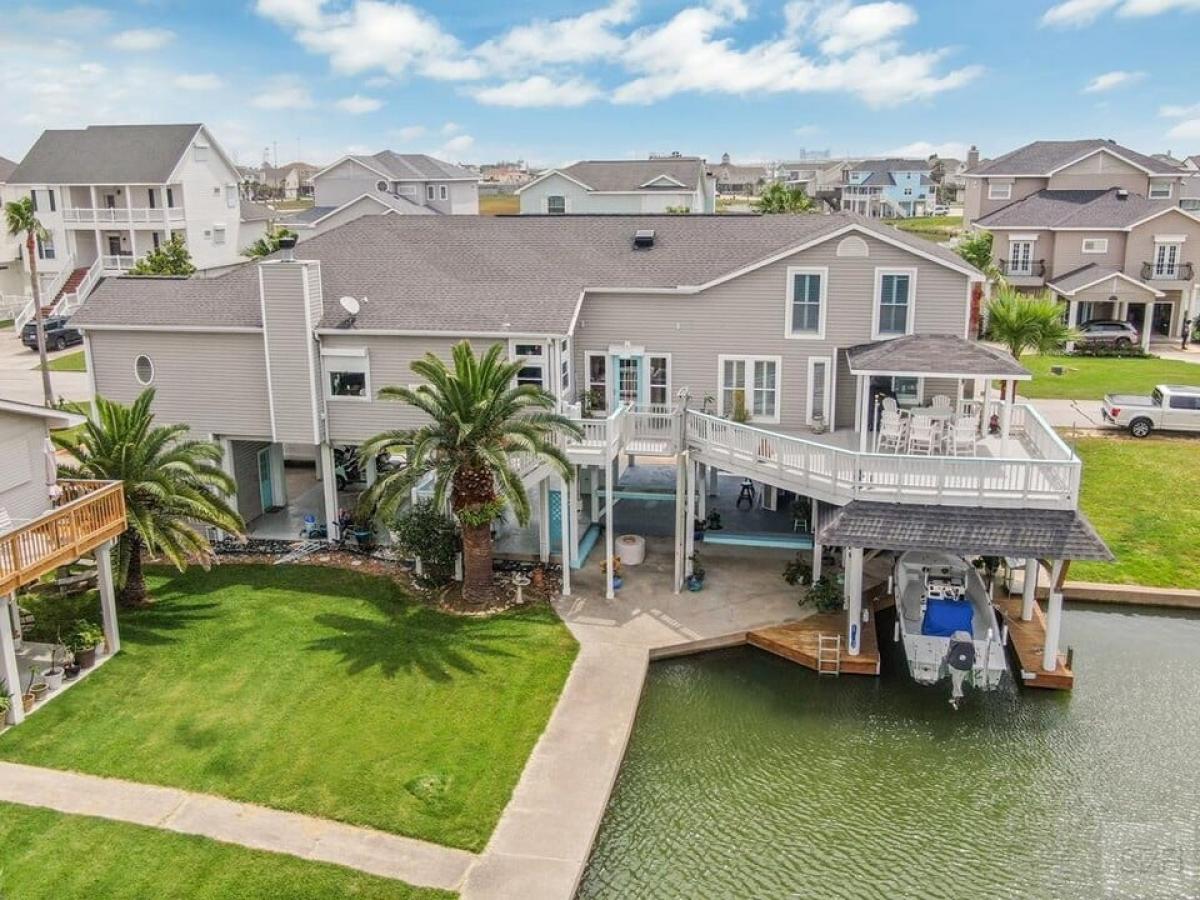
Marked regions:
[782,555,812,586]
[802,576,844,613]
[1068,345,1151,359]
[392,500,460,587]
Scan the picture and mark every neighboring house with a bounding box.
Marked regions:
[2,124,262,330]
[480,161,533,187]
[0,398,127,727]
[518,157,716,214]
[1175,154,1200,211]
[71,211,1106,675]
[0,155,23,302]
[239,200,274,250]
[930,155,967,205]
[841,159,935,218]
[969,139,1200,346]
[281,152,478,241]
[263,162,317,200]
[713,154,769,196]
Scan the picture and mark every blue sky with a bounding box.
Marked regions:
[3,0,1200,167]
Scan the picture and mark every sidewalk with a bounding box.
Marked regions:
[1026,397,1106,429]
[0,335,89,405]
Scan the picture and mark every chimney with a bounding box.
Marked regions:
[967,145,979,169]
[278,233,297,261]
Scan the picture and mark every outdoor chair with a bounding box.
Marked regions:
[875,411,906,453]
[881,396,899,414]
[943,416,979,457]
[929,395,955,415]
[906,415,939,455]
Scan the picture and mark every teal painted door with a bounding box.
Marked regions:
[257,448,273,511]
[549,489,563,552]
[611,355,647,408]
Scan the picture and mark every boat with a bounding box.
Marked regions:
[891,551,1009,690]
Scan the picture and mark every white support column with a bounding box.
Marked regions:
[95,540,120,655]
[125,186,134,263]
[856,375,871,452]
[707,465,718,497]
[1042,559,1066,672]
[685,457,697,574]
[1021,557,1038,621]
[589,468,599,524]
[319,442,339,541]
[1000,380,1014,453]
[604,459,615,600]
[980,378,993,435]
[558,474,572,596]
[810,497,822,581]
[537,479,551,564]
[568,470,581,567]
[844,546,864,656]
[1,593,25,725]
[674,453,687,593]
[1140,310,1153,352]
[697,463,707,520]
[1067,299,1079,345]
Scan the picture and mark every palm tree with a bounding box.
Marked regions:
[242,226,297,259]
[757,182,815,214]
[361,341,583,604]
[985,288,1076,399]
[53,390,244,606]
[5,198,53,406]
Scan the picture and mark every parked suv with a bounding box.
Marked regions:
[1076,319,1138,349]
[21,316,83,352]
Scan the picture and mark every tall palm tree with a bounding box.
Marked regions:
[53,389,244,606]
[985,288,1076,399]
[361,341,583,604]
[5,198,53,406]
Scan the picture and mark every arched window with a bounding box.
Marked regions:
[836,236,869,258]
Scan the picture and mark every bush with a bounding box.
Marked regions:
[17,590,101,643]
[391,500,460,587]
[782,555,812,587]
[802,576,844,613]
[1068,345,1151,359]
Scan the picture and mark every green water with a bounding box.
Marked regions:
[580,606,1200,899]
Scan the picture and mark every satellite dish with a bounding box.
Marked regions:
[339,296,361,317]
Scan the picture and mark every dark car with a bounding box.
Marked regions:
[1076,319,1139,349]
[21,316,83,352]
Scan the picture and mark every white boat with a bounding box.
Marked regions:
[892,551,1009,690]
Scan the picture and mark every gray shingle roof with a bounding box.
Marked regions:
[845,334,1029,378]
[851,158,930,173]
[817,501,1113,560]
[72,212,977,333]
[0,156,16,183]
[354,152,476,181]
[278,205,335,225]
[975,188,1175,229]
[557,158,707,192]
[239,200,273,223]
[1047,263,1162,297]
[8,124,202,184]
[967,139,1180,177]
[278,191,436,227]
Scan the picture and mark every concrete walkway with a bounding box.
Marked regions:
[0,761,476,892]
[0,333,89,405]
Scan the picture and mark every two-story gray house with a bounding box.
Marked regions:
[70,212,1108,677]
[967,140,1200,345]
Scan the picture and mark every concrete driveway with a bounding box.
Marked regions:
[0,330,90,406]
[1027,397,1107,430]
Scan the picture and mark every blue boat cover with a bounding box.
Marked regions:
[921,598,974,637]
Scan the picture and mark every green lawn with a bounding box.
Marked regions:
[1019,354,1200,400]
[47,349,87,371]
[0,802,446,900]
[0,565,577,851]
[479,193,519,215]
[1072,437,1200,588]
[883,214,963,244]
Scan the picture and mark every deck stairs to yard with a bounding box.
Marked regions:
[816,634,841,675]
[49,266,91,314]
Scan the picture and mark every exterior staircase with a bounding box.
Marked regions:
[40,266,90,317]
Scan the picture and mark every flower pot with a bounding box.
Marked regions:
[530,568,546,590]
[687,575,704,592]
[353,528,373,547]
[30,683,48,703]
[64,664,81,680]
[76,646,98,668]
[22,693,34,713]
[44,668,65,691]
[611,575,623,590]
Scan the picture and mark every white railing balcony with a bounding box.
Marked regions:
[102,254,143,273]
[564,405,632,463]
[62,207,185,226]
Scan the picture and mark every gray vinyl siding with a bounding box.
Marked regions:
[519,174,696,215]
[320,334,506,444]
[0,413,51,522]
[1052,232,1127,278]
[88,331,271,437]
[313,158,383,208]
[231,439,271,522]
[574,232,971,433]
[261,261,322,443]
[1125,210,1200,275]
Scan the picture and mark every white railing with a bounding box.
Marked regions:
[628,403,683,452]
[685,410,1080,509]
[56,256,104,318]
[13,256,75,332]
[63,207,185,225]
[564,404,632,460]
[102,254,143,273]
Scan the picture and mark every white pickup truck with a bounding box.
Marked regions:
[1101,384,1200,437]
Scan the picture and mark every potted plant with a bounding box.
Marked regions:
[811,412,827,434]
[686,553,705,592]
[701,393,716,415]
[43,643,66,691]
[350,503,376,549]
[731,389,749,424]
[27,667,48,704]
[782,555,812,587]
[69,620,104,669]
[693,517,706,542]
[530,564,546,591]
[705,509,723,531]
[0,680,11,722]
[600,555,623,590]
[583,389,606,418]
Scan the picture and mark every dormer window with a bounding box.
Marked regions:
[987,182,1012,200]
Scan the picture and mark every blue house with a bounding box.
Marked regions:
[841,159,934,218]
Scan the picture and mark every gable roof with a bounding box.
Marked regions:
[73,213,976,335]
[360,152,476,181]
[551,158,708,193]
[975,188,1182,230]
[1047,264,1164,298]
[845,334,1029,379]
[851,158,930,174]
[8,124,205,184]
[0,156,16,183]
[0,398,84,429]
[967,139,1181,177]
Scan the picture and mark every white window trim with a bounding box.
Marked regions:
[987,182,1012,200]
[510,339,547,389]
[1008,233,1039,243]
[872,267,918,340]
[717,354,782,425]
[546,195,569,214]
[584,350,609,410]
[806,356,832,425]
[426,184,435,201]
[1081,238,1109,254]
[321,349,371,401]
[785,265,828,340]
[1148,181,1173,200]
[133,355,155,386]
[438,184,448,201]
[1153,234,1187,243]
[645,352,673,406]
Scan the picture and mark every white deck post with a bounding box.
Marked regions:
[697,463,707,519]
[810,497,822,581]
[95,540,120,655]
[707,465,718,497]
[568,470,581,567]
[1000,379,1014,453]
[319,442,339,540]
[604,459,615,599]
[1021,557,1038,621]
[589,467,599,524]
[844,546,864,656]
[558,474,572,596]
[1140,311,1153,352]
[856,375,871,452]
[685,456,697,574]
[980,378,993,435]
[1042,559,1065,671]
[1,593,25,725]
[537,479,551,563]
[674,453,687,593]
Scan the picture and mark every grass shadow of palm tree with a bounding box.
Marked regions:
[119,598,223,647]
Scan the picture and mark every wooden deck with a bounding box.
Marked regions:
[748,607,881,676]
[995,595,1074,690]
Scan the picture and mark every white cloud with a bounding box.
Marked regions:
[13,4,111,31]
[441,121,461,135]
[1161,102,1200,118]
[251,76,314,109]
[474,0,635,72]
[254,0,325,29]
[173,72,224,91]
[1167,118,1200,141]
[109,27,176,50]
[1042,0,1200,26]
[364,75,393,88]
[393,124,427,141]
[887,140,969,159]
[441,134,474,153]
[1083,70,1145,92]
[472,75,602,108]
[807,1,918,55]
[335,93,383,113]
[1118,0,1200,14]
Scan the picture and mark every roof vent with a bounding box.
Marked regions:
[633,229,656,249]
[1116,189,1129,200]
[278,233,298,261]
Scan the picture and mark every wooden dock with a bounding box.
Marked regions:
[748,608,881,676]
[995,595,1074,690]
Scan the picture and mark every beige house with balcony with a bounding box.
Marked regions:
[966,140,1200,345]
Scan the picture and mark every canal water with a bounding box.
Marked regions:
[579,605,1200,899]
